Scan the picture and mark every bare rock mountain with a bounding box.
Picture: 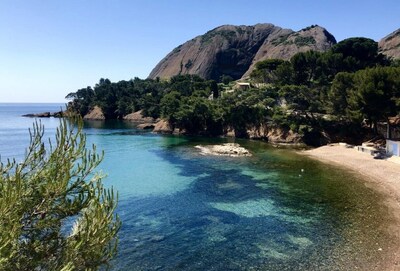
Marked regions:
[148,24,336,81]
[149,24,282,81]
[244,25,336,77]
[379,29,400,60]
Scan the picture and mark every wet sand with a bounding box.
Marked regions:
[301,144,400,270]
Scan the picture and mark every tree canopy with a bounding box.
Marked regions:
[65,36,400,144]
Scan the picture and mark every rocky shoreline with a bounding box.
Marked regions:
[24,107,306,144]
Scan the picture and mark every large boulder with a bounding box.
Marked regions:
[153,119,173,134]
[83,106,105,120]
[123,110,156,123]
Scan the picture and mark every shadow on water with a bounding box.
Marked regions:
[109,134,395,271]
[80,122,394,270]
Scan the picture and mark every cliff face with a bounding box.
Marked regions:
[148,24,336,81]
[148,24,283,81]
[379,29,400,60]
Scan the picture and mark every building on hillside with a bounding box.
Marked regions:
[236,82,251,90]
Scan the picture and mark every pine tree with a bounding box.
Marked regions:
[0,119,121,270]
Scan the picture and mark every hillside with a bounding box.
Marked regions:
[68,33,400,145]
[148,24,336,81]
[243,25,336,77]
[379,29,400,60]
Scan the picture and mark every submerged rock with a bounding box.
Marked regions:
[195,143,251,157]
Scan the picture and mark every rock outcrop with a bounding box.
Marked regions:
[123,110,156,123]
[379,29,400,60]
[83,106,105,120]
[123,110,157,129]
[153,119,173,134]
[244,25,336,77]
[195,143,251,157]
[148,24,336,81]
[246,125,302,144]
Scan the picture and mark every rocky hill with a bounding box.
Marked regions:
[148,24,336,81]
[243,25,336,77]
[379,28,400,60]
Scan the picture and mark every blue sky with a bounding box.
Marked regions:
[0,0,399,102]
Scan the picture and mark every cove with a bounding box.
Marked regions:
[81,121,396,271]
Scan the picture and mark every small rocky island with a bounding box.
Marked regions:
[22,111,64,118]
[195,143,252,157]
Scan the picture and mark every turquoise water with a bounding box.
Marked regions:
[0,104,396,270]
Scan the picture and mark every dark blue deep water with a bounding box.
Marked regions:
[0,104,396,270]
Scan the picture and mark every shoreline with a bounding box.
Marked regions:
[300,144,400,270]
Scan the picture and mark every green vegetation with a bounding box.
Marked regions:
[220,75,234,85]
[66,37,400,145]
[0,119,120,270]
[250,59,284,83]
[270,34,291,46]
[270,34,317,47]
[172,44,182,54]
[184,59,193,69]
[300,25,319,31]
[294,36,316,46]
[346,67,400,135]
[201,29,237,44]
[235,26,245,35]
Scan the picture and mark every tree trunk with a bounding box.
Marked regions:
[373,120,378,135]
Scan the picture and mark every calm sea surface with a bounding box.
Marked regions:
[0,103,396,270]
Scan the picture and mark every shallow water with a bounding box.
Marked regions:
[0,104,396,270]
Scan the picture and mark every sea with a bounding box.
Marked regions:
[0,103,396,270]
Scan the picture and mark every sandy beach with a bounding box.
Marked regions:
[301,144,400,270]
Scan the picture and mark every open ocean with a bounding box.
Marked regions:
[0,103,396,270]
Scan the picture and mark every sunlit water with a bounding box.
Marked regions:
[0,104,396,270]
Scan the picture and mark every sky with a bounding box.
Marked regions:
[0,0,399,103]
